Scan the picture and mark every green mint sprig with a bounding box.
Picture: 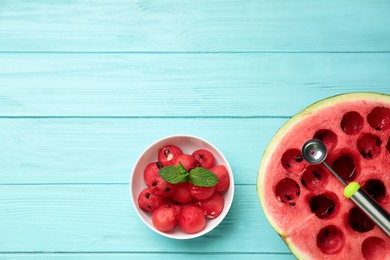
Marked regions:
[158,163,218,187]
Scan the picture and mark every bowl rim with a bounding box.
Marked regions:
[130,134,235,239]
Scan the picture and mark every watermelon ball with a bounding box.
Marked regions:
[192,149,215,169]
[189,183,215,200]
[179,205,206,234]
[158,144,183,166]
[152,203,181,232]
[173,153,196,171]
[198,192,224,218]
[138,187,164,212]
[171,182,193,204]
[151,177,177,197]
[143,162,162,187]
[210,165,230,192]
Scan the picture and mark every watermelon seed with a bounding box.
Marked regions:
[289,203,296,206]
[295,156,303,162]
[313,171,321,179]
[360,151,373,159]
[163,148,170,156]
[167,154,174,161]
[145,193,151,198]
[324,227,329,237]
[357,133,382,159]
[156,161,163,169]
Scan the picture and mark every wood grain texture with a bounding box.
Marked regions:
[1,253,295,260]
[0,185,291,255]
[1,53,390,117]
[0,0,389,52]
[0,118,286,184]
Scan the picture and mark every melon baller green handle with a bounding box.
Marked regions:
[344,181,390,237]
[302,139,390,237]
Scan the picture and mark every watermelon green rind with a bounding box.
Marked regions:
[256,92,390,259]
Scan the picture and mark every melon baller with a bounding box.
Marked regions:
[302,139,390,237]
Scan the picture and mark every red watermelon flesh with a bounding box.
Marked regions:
[257,93,390,260]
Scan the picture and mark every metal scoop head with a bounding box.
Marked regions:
[302,139,328,164]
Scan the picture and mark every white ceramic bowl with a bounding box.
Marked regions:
[130,134,234,239]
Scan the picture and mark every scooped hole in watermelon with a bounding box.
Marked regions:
[367,106,390,131]
[331,154,359,183]
[362,179,386,203]
[348,206,375,233]
[309,192,338,219]
[316,225,345,255]
[301,165,328,191]
[313,129,338,151]
[340,111,364,135]
[361,236,388,260]
[357,133,382,159]
[275,178,300,206]
[281,149,305,173]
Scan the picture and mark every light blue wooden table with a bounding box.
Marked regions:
[1,1,390,259]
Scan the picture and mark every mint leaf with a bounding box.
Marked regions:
[188,167,219,187]
[178,162,187,174]
[158,166,188,184]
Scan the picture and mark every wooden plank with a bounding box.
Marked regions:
[0,117,287,184]
[0,184,290,254]
[0,0,389,52]
[1,53,390,117]
[0,253,295,259]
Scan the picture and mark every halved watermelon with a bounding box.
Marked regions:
[257,92,390,260]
